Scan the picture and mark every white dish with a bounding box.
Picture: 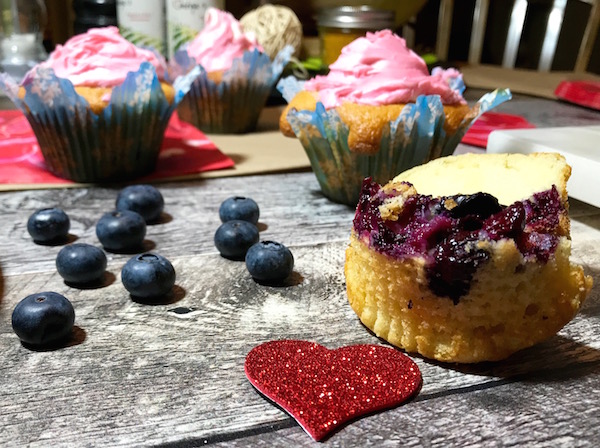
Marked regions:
[487,126,600,208]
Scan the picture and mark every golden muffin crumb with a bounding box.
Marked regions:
[280,91,470,154]
[345,233,591,363]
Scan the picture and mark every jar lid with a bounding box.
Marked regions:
[317,6,395,30]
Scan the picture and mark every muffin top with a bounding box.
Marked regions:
[394,152,570,206]
[25,26,167,87]
[185,7,262,72]
[304,30,465,108]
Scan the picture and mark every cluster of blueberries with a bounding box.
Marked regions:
[12,190,296,351]
[12,185,175,349]
[214,196,294,284]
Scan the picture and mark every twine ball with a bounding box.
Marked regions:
[240,4,303,59]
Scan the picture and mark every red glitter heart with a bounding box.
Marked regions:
[244,340,422,441]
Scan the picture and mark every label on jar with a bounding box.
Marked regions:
[165,0,225,59]
[117,0,167,57]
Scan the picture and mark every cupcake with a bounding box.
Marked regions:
[345,152,592,363]
[278,30,511,206]
[0,27,197,183]
[171,7,292,134]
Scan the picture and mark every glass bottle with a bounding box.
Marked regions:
[0,0,47,81]
[165,0,225,59]
[72,0,117,35]
[117,0,167,57]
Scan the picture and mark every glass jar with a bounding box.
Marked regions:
[317,6,395,66]
[0,0,47,81]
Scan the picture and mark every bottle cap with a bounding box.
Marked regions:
[317,6,395,30]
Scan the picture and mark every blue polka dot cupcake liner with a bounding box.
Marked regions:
[0,62,199,183]
[171,46,293,134]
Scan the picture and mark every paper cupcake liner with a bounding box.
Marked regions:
[0,62,199,183]
[278,76,511,205]
[172,46,293,134]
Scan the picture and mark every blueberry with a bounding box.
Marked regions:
[214,220,260,260]
[56,243,107,285]
[219,196,260,225]
[427,233,490,304]
[27,208,70,243]
[121,253,176,299]
[447,193,503,219]
[245,241,294,284]
[96,210,146,252]
[12,292,75,347]
[116,184,164,223]
[484,202,526,239]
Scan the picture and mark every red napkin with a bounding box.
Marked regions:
[461,112,536,148]
[555,80,600,111]
[0,110,234,185]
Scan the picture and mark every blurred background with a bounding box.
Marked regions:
[1,0,598,74]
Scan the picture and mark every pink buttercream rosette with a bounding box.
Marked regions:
[171,8,292,134]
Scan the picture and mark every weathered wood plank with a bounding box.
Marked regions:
[216,368,600,447]
[0,233,598,447]
[0,173,356,277]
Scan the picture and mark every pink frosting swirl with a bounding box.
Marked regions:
[305,30,466,108]
[185,7,262,72]
[30,26,167,87]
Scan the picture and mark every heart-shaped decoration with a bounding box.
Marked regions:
[244,340,422,441]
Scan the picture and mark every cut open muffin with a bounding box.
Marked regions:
[345,152,592,363]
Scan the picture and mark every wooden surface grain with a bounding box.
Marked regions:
[1,91,600,447]
[0,170,599,447]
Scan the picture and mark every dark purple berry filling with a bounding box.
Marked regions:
[353,178,565,303]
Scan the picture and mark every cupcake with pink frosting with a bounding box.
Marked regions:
[0,27,198,182]
[278,30,511,205]
[171,7,292,134]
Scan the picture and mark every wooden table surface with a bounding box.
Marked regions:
[1,91,599,447]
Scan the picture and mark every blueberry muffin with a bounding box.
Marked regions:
[345,152,592,363]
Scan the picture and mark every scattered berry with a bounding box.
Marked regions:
[219,196,260,225]
[116,184,164,223]
[27,208,70,243]
[12,292,75,347]
[214,220,260,260]
[121,253,176,299]
[245,241,294,284]
[96,210,146,252]
[56,243,107,285]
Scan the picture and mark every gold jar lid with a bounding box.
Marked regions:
[317,6,395,30]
